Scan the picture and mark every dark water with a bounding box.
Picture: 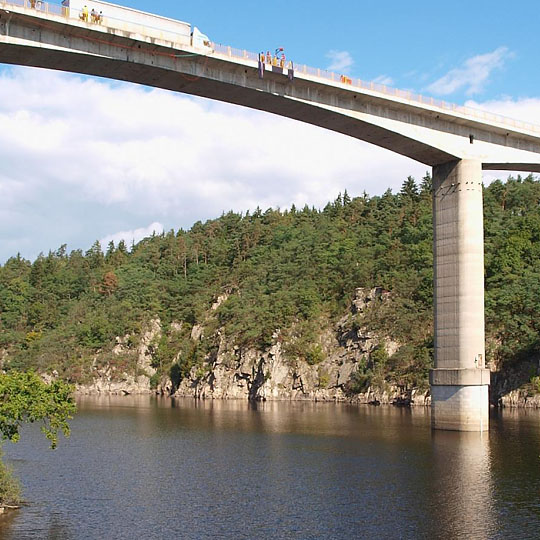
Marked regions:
[0,398,539,539]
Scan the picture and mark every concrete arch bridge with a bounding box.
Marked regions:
[1,0,540,431]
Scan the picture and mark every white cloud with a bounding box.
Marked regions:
[325,50,354,74]
[464,96,540,184]
[100,222,164,249]
[373,75,394,86]
[427,47,511,96]
[465,96,540,125]
[3,67,535,264]
[0,66,429,263]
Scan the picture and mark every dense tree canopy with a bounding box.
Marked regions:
[0,175,539,388]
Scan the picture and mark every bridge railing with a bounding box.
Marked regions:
[2,0,540,135]
[0,0,192,44]
[213,45,540,135]
[1,0,61,14]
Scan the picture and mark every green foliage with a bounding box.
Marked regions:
[346,359,372,394]
[345,343,394,395]
[530,376,540,394]
[0,371,75,449]
[0,450,21,506]
[149,372,160,390]
[306,344,324,366]
[317,367,330,388]
[282,319,326,365]
[1,175,540,389]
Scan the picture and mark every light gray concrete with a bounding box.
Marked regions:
[431,160,489,431]
[1,2,540,430]
[1,4,540,169]
[431,385,489,432]
[430,368,490,386]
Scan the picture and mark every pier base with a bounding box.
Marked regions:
[430,159,489,431]
[430,368,490,431]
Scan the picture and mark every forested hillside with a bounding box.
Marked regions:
[1,174,540,397]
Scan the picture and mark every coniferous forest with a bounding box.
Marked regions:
[1,174,540,396]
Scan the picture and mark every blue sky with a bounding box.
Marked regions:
[1,0,539,263]
[120,0,537,103]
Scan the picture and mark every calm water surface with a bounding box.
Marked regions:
[0,397,539,539]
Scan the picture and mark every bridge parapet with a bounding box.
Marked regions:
[2,0,540,432]
[2,0,540,139]
[0,0,192,47]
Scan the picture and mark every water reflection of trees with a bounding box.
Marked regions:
[0,510,74,540]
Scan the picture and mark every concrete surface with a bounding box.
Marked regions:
[1,3,540,169]
[2,2,540,431]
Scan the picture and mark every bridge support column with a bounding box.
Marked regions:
[430,159,490,431]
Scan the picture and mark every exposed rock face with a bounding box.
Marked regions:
[175,336,429,405]
[69,287,532,407]
[75,318,160,395]
[75,372,152,396]
[6,287,537,406]
[69,287,432,404]
[190,324,204,341]
[491,357,540,408]
[175,288,429,406]
[499,390,540,408]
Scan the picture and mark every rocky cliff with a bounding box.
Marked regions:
[71,286,539,408]
[75,318,160,395]
[173,287,429,406]
[74,287,429,404]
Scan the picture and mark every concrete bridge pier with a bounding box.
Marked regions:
[430,159,490,431]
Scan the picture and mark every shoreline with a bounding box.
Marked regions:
[72,388,540,409]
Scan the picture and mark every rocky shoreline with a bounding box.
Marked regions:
[73,384,540,409]
[71,287,540,409]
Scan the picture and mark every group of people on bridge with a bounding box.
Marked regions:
[80,5,103,24]
[260,48,292,70]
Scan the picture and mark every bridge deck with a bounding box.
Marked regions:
[1,0,540,170]
[3,0,540,139]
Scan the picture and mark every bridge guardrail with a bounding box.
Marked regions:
[0,0,191,44]
[1,0,56,14]
[1,0,539,136]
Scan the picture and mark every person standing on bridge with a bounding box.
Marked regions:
[82,5,89,22]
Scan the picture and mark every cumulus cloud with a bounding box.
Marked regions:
[464,96,540,184]
[427,47,511,96]
[100,222,164,249]
[0,66,430,263]
[2,66,536,264]
[325,50,354,74]
[465,96,540,125]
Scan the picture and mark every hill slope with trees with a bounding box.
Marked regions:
[1,174,540,403]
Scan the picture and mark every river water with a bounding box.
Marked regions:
[0,397,539,539]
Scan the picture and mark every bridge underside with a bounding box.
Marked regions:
[2,7,540,171]
[0,43,457,167]
[2,5,540,431]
